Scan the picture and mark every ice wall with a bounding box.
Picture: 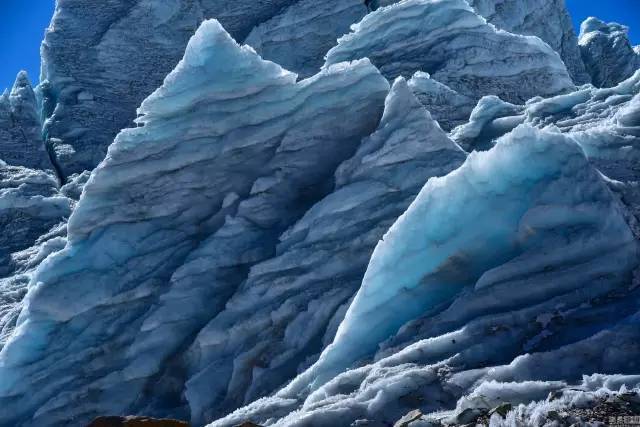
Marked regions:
[212,125,639,427]
[0,19,389,426]
[325,0,575,105]
[579,17,640,88]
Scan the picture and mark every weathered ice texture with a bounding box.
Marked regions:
[407,71,476,131]
[579,17,640,88]
[39,0,368,178]
[0,20,389,427]
[245,0,367,79]
[211,125,640,427]
[0,164,70,348]
[180,78,466,424]
[450,70,640,182]
[0,164,70,279]
[466,0,590,84]
[0,72,50,171]
[325,0,575,105]
[1,1,639,427]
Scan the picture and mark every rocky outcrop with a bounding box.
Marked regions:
[579,17,640,88]
[88,416,189,427]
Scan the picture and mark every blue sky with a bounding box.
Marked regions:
[0,1,638,91]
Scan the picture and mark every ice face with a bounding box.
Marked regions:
[0,72,51,171]
[244,0,368,79]
[325,0,575,104]
[0,19,389,426]
[210,125,639,427]
[450,70,640,181]
[180,78,466,423]
[39,0,366,178]
[579,17,640,88]
[407,71,476,132]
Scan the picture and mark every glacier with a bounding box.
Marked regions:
[450,70,640,182]
[0,0,638,426]
[212,124,640,427]
[180,77,466,424]
[0,19,390,426]
[0,72,51,172]
[579,17,640,88]
[38,0,587,180]
[466,0,590,85]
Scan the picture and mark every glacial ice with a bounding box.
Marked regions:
[0,0,638,426]
[40,0,311,178]
[0,19,389,426]
[244,0,367,79]
[450,70,640,181]
[407,71,476,132]
[38,0,589,179]
[0,163,71,349]
[180,77,466,423]
[466,0,590,84]
[0,72,50,171]
[212,124,639,427]
[325,0,575,104]
[579,17,640,88]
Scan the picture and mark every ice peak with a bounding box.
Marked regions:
[137,19,297,123]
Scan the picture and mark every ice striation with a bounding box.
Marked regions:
[244,0,367,79]
[407,71,476,132]
[39,0,302,178]
[40,0,371,178]
[0,19,389,426]
[324,0,575,106]
[372,0,590,85]
[466,0,590,85]
[212,124,639,427]
[39,0,588,178]
[0,0,639,426]
[579,17,640,88]
[179,77,466,424]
